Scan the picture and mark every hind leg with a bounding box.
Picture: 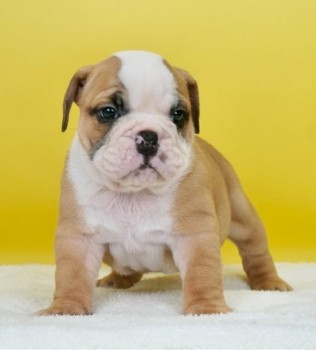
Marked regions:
[97,270,142,289]
[229,190,292,291]
[98,252,143,289]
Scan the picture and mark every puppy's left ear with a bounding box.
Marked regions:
[176,68,200,134]
[62,66,92,132]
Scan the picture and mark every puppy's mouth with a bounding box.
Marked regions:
[138,155,156,171]
[139,163,154,170]
[118,156,163,189]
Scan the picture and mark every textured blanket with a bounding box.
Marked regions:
[0,263,315,349]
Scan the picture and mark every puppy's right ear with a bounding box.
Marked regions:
[62,66,92,132]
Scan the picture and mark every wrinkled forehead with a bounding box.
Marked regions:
[114,51,178,112]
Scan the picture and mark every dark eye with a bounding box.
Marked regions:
[170,107,188,127]
[96,106,118,122]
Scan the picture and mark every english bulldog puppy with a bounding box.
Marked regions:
[39,51,291,316]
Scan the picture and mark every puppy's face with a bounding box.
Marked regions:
[63,51,199,193]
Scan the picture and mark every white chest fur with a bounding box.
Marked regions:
[96,190,175,274]
[67,136,178,274]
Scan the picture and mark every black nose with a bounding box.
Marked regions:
[135,130,159,157]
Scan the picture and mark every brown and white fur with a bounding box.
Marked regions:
[39,51,291,316]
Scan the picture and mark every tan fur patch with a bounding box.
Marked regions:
[165,61,199,140]
[77,56,124,154]
[171,137,231,239]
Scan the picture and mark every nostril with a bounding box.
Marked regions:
[137,130,158,145]
[135,130,159,157]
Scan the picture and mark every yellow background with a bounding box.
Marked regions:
[1,0,315,264]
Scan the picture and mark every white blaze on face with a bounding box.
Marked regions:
[92,51,192,193]
[114,51,177,114]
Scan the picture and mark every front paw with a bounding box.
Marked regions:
[250,276,293,292]
[37,300,92,316]
[184,302,233,315]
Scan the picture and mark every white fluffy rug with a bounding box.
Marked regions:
[0,263,316,349]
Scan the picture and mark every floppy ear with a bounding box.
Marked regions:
[176,68,200,134]
[62,66,92,132]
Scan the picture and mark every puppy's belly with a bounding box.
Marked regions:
[108,243,178,275]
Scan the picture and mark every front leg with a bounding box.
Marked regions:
[172,232,232,315]
[38,233,104,316]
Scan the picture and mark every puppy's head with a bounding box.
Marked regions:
[63,51,200,193]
